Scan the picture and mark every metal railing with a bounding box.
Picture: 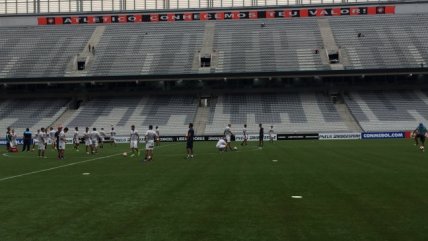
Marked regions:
[0,0,394,15]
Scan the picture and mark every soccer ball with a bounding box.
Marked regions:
[123,152,128,157]
[420,146,425,151]
[233,146,238,150]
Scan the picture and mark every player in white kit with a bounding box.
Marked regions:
[216,137,227,152]
[49,127,57,150]
[224,124,235,151]
[99,128,106,148]
[90,128,101,154]
[58,127,68,160]
[83,127,92,154]
[110,127,117,147]
[269,126,275,143]
[32,129,40,151]
[130,125,139,157]
[38,128,47,158]
[144,125,158,161]
[9,129,17,149]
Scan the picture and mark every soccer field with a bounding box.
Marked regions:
[1,140,428,241]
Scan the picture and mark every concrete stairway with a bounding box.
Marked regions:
[65,26,106,76]
[51,109,77,128]
[193,106,209,135]
[318,19,350,70]
[335,99,363,132]
[193,22,217,73]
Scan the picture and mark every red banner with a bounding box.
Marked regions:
[37,6,395,25]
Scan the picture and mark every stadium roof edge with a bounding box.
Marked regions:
[1,68,427,85]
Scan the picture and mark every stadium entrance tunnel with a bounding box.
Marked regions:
[200,55,211,68]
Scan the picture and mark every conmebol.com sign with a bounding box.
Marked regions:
[362,132,405,139]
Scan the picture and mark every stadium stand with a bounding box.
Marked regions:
[213,19,327,73]
[88,23,205,76]
[86,19,328,75]
[329,14,428,69]
[7,90,428,136]
[205,93,349,134]
[0,14,428,78]
[344,91,428,131]
[0,99,68,134]
[64,96,198,135]
[5,91,428,136]
[0,26,95,78]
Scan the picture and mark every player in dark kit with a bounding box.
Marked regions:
[5,127,11,151]
[55,127,61,159]
[155,126,160,146]
[259,123,264,148]
[22,128,32,152]
[241,124,248,146]
[186,123,194,159]
[413,122,427,151]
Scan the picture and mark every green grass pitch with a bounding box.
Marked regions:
[1,140,428,241]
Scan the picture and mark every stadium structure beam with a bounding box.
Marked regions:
[0,68,427,85]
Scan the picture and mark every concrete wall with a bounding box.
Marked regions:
[0,16,37,26]
[396,2,428,13]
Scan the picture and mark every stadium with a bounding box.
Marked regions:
[1,0,428,240]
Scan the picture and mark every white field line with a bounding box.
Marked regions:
[0,142,181,182]
[0,153,122,182]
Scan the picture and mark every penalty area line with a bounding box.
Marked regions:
[0,153,122,182]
